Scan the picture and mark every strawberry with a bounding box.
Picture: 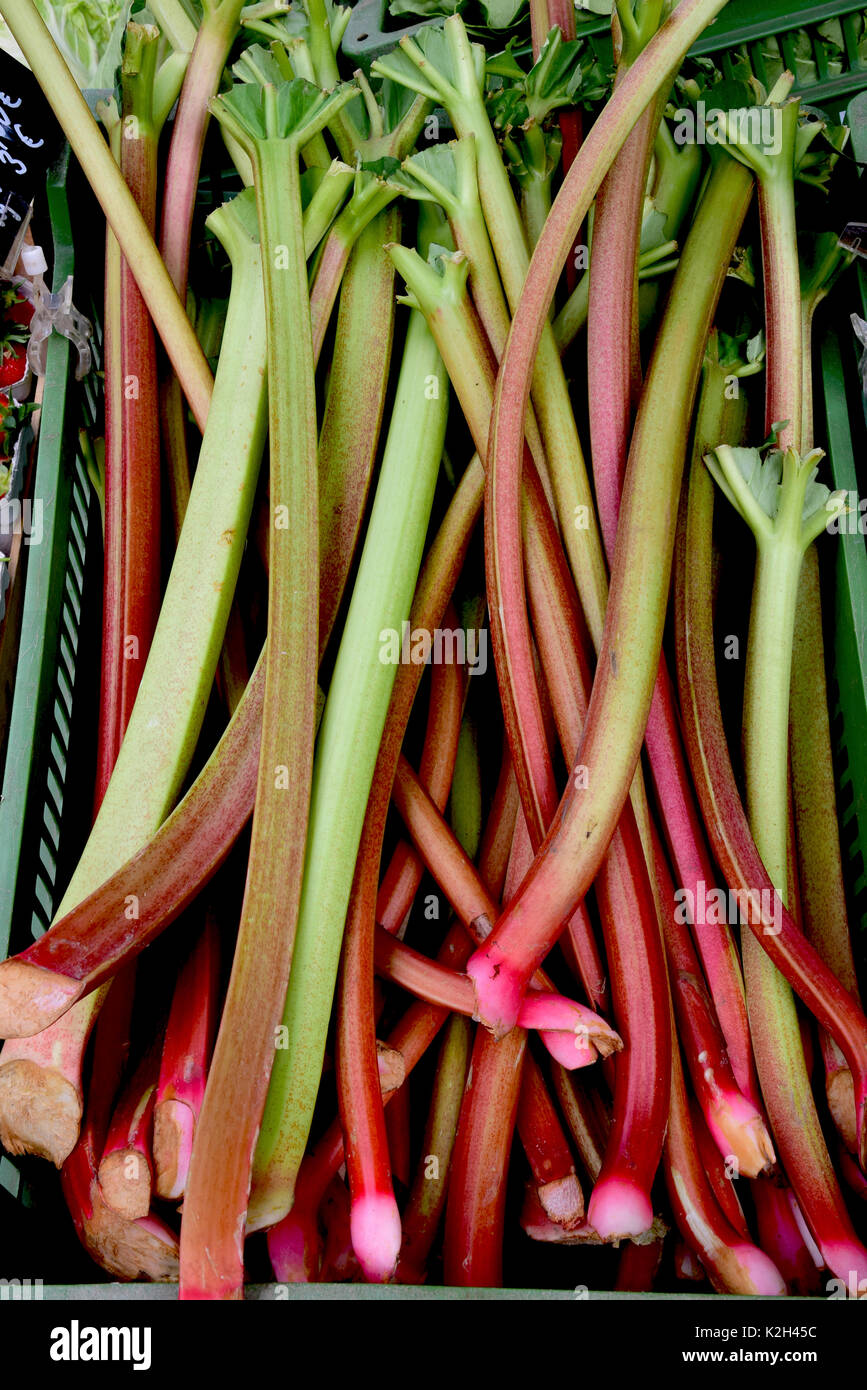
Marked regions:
[0,286,32,389]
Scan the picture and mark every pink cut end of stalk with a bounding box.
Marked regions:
[519,995,622,1062]
[153,1098,195,1201]
[730,1244,788,1298]
[98,1148,153,1221]
[267,1208,321,1283]
[704,1091,776,1179]
[0,960,85,1038]
[0,1059,82,1166]
[466,941,527,1040]
[815,1239,867,1287]
[538,1173,584,1231]
[588,1175,655,1241]
[349,1190,403,1284]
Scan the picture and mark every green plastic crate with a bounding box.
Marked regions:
[0,148,102,1209]
[1,7,866,1299]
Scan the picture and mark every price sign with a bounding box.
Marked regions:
[0,52,62,270]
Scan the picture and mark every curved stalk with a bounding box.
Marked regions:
[467,151,753,1036]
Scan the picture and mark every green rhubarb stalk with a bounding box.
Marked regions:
[0,188,268,1163]
[705,441,842,876]
[791,232,860,1152]
[178,76,357,1300]
[400,140,549,483]
[318,203,400,656]
[792,547,863,1153]
[401,139,512,371]
[373,16,610,646]
[0,0,213,431]
[302,159,355,258]
[232,38,333,171]
[308,169,403,362]
[503,121,563,253]
[249,303,449,1233]
[704,439,867,1280]
[64,188,268,900]
[719,77,802,450]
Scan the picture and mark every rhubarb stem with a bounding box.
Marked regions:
[250,302,448,1232]
[180,78,354,1300]
[467,148,753,1036]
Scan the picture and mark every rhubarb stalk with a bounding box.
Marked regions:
[179,77,355,1300]
[0,189,268,1164]
[466,142,752,1037]
[250,297,448,1234]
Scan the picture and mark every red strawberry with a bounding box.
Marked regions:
[0,288,32,389]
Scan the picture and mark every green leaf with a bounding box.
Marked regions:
[216,76,354,146]
[486,25,610,130]
[404,142,461,201]
[0,0,135,90]
[728,446,783,520]
[388,0,461,16]
[478,0,526,28]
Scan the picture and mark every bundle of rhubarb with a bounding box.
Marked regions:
[0,0,865,1299]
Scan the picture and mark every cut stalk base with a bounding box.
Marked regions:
[0,1059,81,1166]
[0,961,84,1038]
[153,1098,195,1202]
[98,1149,153,1221]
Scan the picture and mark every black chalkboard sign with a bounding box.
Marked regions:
[0,51,62,268]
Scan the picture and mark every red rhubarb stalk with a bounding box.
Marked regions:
[651,832,774,1177]
[586,0,670,556]
[663,1022,786,1295]
[158,0,246,528]
[98,1035,160,1221]
[442,1024,526,1287]
[690,1102,751,1242]
[678,448,867,1277]
[516,1055,584,1231]
[675,459,867,1148]
[61,972,179,1281]
[752,1182,824,1295]
[376,621,464,936]
[396,1013,473,1284]
[468,147,754,1036]
[153,914,220,1201]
